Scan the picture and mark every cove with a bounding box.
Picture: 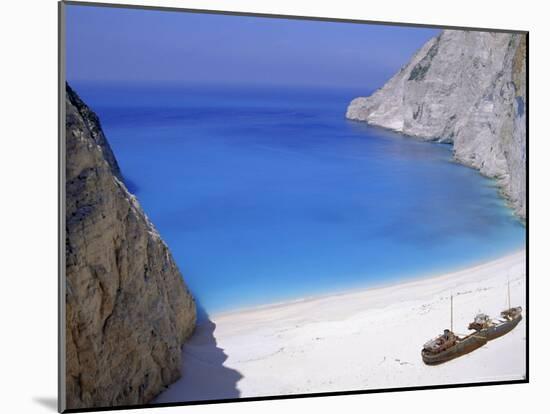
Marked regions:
[73,82,526,314]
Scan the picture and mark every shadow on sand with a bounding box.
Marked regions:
[154,305,242,403]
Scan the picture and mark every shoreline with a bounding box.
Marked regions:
[210,247,526,320]
[348,118,525,222]
[157,249,526,402]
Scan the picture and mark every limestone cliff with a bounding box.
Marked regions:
[65,84,196,409]
[346,30,526,219]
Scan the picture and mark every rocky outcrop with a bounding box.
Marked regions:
[347,30,526,219]
[65,84,196,409]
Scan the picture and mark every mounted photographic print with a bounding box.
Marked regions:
[59,1,528,412]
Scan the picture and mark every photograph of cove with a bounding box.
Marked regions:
[60,1,528,412]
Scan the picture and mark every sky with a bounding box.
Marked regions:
[66,4,440,89]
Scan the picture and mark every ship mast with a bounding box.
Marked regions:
[450,293,453,332]
[507,279,511,310]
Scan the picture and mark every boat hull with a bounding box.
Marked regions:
[482,315,522,341]
[421,333,487,365]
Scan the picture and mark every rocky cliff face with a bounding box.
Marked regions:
[65,84,196,409]
[346,30,526,219]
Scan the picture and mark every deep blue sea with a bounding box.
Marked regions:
[72,82,526,314]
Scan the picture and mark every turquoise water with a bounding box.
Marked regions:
[73,83,525,313]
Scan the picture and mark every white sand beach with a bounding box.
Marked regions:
[156,250,526,403]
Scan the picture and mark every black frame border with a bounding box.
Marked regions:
[58,1,529,413]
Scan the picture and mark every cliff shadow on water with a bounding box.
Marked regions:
[154,304,242,403]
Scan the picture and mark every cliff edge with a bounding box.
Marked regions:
[65,84,196,409]
[346,30,526,219]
